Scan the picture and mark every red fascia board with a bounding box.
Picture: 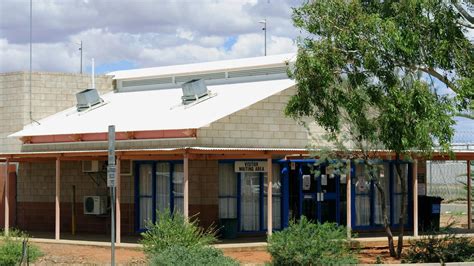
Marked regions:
[21,129,197,144]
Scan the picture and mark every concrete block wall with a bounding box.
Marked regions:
[16,160,135,234]
[188,160,219,229]
[0,72,113,153]
[16,159,221,233]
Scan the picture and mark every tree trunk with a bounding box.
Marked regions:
[374,180,397,257]
[395,161,407,259]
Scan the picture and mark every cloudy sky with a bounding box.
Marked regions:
[0,0,303,74]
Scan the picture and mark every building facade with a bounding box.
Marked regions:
[1,54,471,242]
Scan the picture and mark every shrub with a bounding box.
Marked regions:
[0,229,42,265]
[151,245,238,266]
[140,210,217,255]
[405,231,474,263]
[141,210,238,265]
[267,216,358,265]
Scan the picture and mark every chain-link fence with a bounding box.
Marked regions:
[426,160,472,201]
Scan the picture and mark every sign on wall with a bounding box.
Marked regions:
[235,161,267,172]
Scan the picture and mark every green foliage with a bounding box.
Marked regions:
[375,255,384,264]
[288,0,473,157]
[288,0,473,258]
[151,245,238,266]
[0,229,42,265]
[141,210,237,265]
[140,210,217,256]
[267,216,358,265]
[405,231,474,263]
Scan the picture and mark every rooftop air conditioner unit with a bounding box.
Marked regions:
[181,79,210,105]
[84,196,108,215]
[82,160,99,173]
[76,88,103,111]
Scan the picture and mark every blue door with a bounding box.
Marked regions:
[298,163,340,224]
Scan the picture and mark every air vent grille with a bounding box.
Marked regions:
[122,77,173,87]
[228,66,287,78]
[175,72,226,83]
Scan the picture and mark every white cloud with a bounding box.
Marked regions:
[176,28,194,41]
[0,0,302,73]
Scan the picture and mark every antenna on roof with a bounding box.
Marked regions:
[91,58,95,89]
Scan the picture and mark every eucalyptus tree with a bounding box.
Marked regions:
[287,0,473,258]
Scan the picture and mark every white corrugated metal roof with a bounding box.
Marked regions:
[10,79,295,137]
[108,53,295,80]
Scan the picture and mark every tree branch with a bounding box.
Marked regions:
[457,20,474,29]
[406,65,458,93]
[454,2,474,25]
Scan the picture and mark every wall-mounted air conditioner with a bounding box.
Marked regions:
[82,160,99,173]
[83,196,108,215]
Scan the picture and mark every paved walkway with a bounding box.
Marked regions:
[21,232,474,252]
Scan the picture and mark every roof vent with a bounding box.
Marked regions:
[76,88,103,112]
[181,79,210,105]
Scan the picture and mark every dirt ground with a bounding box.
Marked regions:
[33,243,274,265]
[223,250,271,265]
[440,212,470,229]
[30,242,405,265]
[33,242,146,265]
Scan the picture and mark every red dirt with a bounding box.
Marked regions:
[34,242,146,265]
[224,249,271,264]
[30,241,406,265]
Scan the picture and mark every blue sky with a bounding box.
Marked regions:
[0,0,302,74]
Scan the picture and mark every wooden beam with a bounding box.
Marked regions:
[22,129,197,144]
[267,158,273,236]
[183,154,189,219]
[55,157,61,240]
[413,160,418,237]
[468,160,472,230]
[116,157,121,244]
[4,159,9,236]
[58,156,108,161]
[346,160,352,239]
[121,155,184,161]
[199,154,278,160]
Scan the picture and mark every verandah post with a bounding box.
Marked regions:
[4,159,9,236]
[116,156,121,244]
[468,160,472,230]
[183,153,189,219]
[412,160,418,237]
[346,159,351,239]
[55,157,61,240]
[267,157,273,236]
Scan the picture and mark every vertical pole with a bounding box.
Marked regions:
[72,185,76,235]
[92,58,95,89]
[412,160,418,237]
[183,154,189,219]
[468,160,472,230]
[264,21,267,56]
[346,160,351,239]
[267,158,273,236]
[116,157,121,244]
[55,157,60,240]
[4,159,9,236]
[108,125,116,266]
[79,40,83,74]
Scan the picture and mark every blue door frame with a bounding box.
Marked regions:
[284,159,413,231]
[296,161,341,224]
[134,160,183,232]
[218,160,284,234]
[351,161,413,230]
